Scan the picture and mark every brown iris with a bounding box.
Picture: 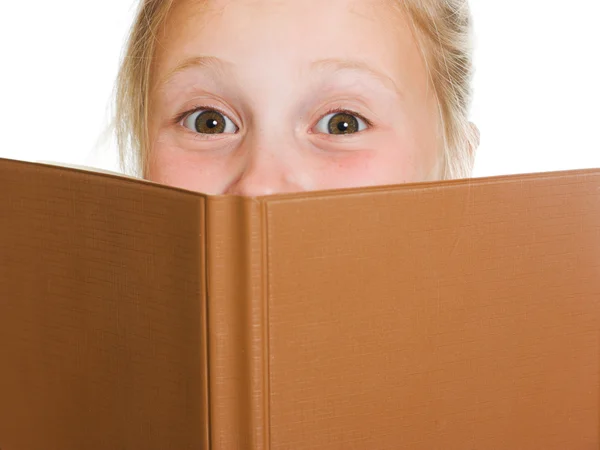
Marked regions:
[195,110,226,134]
[328,113,359,135]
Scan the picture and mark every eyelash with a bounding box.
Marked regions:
[174,105,373,131]
[317,107,373,130]
[174,104,230,126]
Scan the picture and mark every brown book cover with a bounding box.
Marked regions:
[1,156,599,449]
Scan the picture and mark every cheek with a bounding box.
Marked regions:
[309,147,418,190]
[325,135,437,187]
[145,126,441,193]
[147,144,231,194]
[147,141,440,193]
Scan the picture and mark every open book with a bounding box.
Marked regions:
[1,157,599,449]
[35,160,139,179]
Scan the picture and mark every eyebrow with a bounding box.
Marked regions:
[310,58,402,96]
[160,55,401,96]
[159,55,233,86]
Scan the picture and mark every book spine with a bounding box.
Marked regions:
[205,197,268,449]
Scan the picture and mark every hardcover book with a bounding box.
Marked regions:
[1,157,599,449]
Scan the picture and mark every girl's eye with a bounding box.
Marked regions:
[314,112,368,135]
[182,109,238,134]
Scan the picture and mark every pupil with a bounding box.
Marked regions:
[337,122,349,132]
[207,119,218,129]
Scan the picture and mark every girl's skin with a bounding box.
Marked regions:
[147,0,442,195]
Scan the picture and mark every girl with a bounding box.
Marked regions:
[114,0,479,195]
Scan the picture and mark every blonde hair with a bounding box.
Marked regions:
[114,0,477,179]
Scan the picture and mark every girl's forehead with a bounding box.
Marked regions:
[160,0,411,61]
[153,0,430,109]
[165,0,402,32]
[146,0,444,185]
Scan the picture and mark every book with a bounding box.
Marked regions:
[1,156,599,450]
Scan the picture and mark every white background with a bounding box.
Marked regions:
[0,0,598,177]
